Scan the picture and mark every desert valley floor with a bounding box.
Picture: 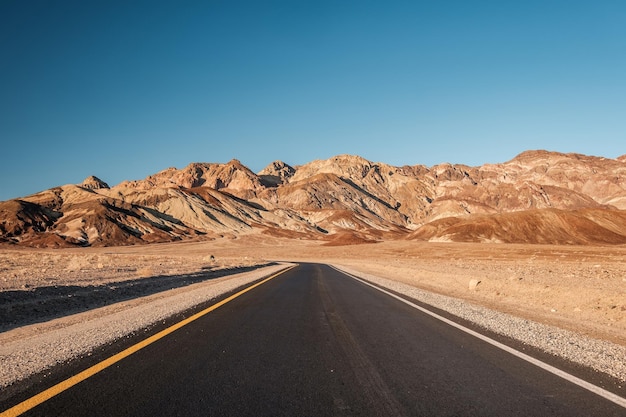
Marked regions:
[1,235,626,391]
[2,235,625,345]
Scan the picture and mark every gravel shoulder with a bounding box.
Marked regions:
[333,264,626,383]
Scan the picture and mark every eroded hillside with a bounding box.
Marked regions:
[2,151,626,247]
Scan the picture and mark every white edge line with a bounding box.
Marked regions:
[330,265,626,409]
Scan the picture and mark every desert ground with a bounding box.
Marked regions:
[1,235,626,387]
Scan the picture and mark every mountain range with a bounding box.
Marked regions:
[2,150,626,247]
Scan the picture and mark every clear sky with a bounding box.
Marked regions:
[1,1,625,201]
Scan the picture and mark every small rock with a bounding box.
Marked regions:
[468,279,481,291]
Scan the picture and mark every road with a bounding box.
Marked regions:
[2,263,625,416]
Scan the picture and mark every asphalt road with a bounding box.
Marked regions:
[4,263,626,416]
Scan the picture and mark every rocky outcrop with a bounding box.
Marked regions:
[2,150,626,247]
[80,176,110,190]
[258,161,296,187]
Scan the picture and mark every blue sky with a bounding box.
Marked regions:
[1,1,625,201]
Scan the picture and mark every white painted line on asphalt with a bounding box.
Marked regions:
[331,265,626,410]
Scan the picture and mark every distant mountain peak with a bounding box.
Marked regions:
[258,161,296,186]
[80,176,109,190]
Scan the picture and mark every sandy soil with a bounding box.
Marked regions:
[0,248,270,332]
[3,235,623,344]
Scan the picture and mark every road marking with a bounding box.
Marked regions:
[0,265,295,417]
[332,266,626,410]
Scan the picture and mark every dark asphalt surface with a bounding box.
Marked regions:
[6,263,626,416]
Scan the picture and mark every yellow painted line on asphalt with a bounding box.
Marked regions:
[1,265,295,417]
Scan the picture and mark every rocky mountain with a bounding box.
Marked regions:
[2,150,626,247]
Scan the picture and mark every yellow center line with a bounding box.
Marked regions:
[1,265,295,417]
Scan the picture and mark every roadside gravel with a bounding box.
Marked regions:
[334,264,626,383]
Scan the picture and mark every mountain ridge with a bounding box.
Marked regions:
[2,150,626,247]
